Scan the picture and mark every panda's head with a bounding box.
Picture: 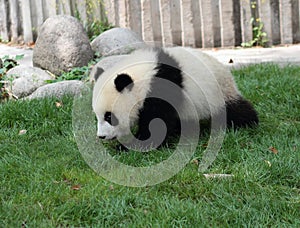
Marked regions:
[92,49,158,140]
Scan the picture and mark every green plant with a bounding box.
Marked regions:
[242,1,269,48]
[0,54,23,71]
[0,36,9,43]
[0,55,24,101]
[86,20,114,41]
[242,17,268,47]
[47,65,91,83]
[47,55,101,83]
[73,0,114,41]
[253,19,268,46]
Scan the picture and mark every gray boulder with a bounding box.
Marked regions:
[33,15,94,75]
[27,80,85,99]
[91,28,146,56]
[90,55,128,82]
[5,66,54,98]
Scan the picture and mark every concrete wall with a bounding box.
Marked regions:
[0,0,300,47]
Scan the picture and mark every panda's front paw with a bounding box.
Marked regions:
[115,143,129,152]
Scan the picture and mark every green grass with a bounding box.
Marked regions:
[1,64,299,227]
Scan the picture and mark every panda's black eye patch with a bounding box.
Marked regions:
[114,73,134,92]
[104,112,119,126]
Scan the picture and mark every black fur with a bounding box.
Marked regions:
[104,111,119,126]
[135,49,184,148]
[137,98,180,147]
[155,48,183,88]
[94,67,104,81]
[226,96,259,128]
[117,49,258,151]
[114,73,134,92]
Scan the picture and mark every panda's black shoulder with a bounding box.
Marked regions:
[153,48,184,88]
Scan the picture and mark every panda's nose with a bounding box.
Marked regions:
[98,136,106,139]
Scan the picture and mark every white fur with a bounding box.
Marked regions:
[92,48,158,139]
[164,47,240,120]
[92,47,240,139]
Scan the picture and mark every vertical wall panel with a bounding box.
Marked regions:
[212,0,221,47]
[199,0,214,48]
[88,0,102,20]
[34,0,44,25]
[129,0,142,38]
[21,0,33,43]
[233,0,242,46]
[104,0,116,25]
[270,0,281,45]
[76,0,87,26]
[258,0,272,46]
[0,0,9,41]
[31,0,44,40]
[181,0,196,47]
[9,0,19,42]
[59,0,72,15]
[191,0,202,47]
[240,0,253,45]
[292,0,300,43]
[279,0,293,44]
[46,0,57,18]
[150,0,162,45]
[170,0,182,46]
[159,0,173,46]
[118,0,128,27]
[114,0,120,26]
[141,0,154,42]
[219,0,236,47]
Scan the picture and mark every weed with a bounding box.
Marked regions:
[0,54,24,101]
[241,1,269,47]
[47,53,102,83]
[86,20,114,42]
[73,0,114,41]
[242,18,269,47]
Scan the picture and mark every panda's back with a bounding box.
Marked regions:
[163,47,240,119]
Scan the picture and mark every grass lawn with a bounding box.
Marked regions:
[1,64,299,227]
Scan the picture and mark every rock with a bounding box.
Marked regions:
[33,15,94,76]
[90,55,129,82]
[5,66,54,98]
[91,28,147,56]
[27,80,85,99]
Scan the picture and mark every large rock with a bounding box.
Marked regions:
[5,66,54,98]
[27,80,85,99]
[33,15,94,75]
[90,55,128,82]
[91,28,147,56]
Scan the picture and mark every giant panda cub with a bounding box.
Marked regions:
[92,47,258,150]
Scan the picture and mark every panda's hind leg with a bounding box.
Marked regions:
[225,96,259,129]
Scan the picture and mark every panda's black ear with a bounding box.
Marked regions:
[114,73,134,92]
[94,67,104,81]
